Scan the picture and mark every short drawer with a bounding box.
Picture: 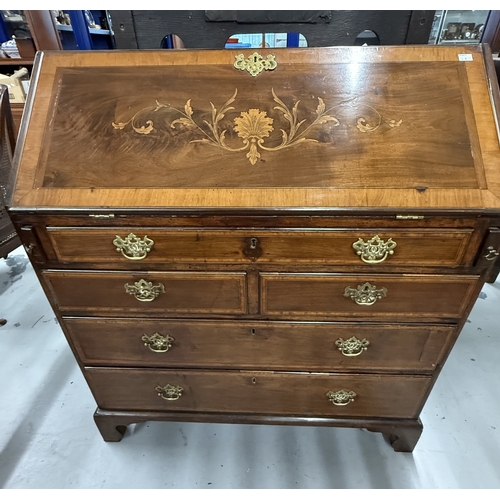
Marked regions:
[66,318,454,373]
[261,273,479,321]
[46,227,474,267]
[43,271,247,316]
[85,368,430,419]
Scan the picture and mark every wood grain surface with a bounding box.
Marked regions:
[46,227,474,266]
[8,46,500,210]
[65,318,454,373]
[85,367,430,418]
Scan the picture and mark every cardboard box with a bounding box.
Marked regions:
[0,68,28,103]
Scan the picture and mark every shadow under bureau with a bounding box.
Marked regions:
[7,46,500,451]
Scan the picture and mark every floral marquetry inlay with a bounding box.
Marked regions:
[112,90,402,165]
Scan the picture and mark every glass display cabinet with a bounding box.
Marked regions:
[429,10,491,45]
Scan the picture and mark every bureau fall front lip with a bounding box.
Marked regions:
[7,45,500,211]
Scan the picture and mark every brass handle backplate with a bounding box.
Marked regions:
[113,233,154,260]
[142,332,175,353]
[125,279,165,302]
[156,384,183,401]
[326,389,357,406]
[352,235,397,264]
[344,282,387,306]
[335,336,370,357]
[485,246,500,261]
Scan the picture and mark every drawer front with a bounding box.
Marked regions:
[85,368,430,419]
[67,318,453,373]
[47,227,474,266]
[43,271,247,315]
[261,273,479,320]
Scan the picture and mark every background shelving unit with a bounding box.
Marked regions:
[429,10,491,45]
[0,10,115,134]
[0,10,62,134]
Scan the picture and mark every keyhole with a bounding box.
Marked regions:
[251,328,256,335]
[252,377,257,384]
[250,237,258,249]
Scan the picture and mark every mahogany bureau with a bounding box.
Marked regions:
[7,46,500,452]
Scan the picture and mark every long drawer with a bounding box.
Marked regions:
[46,227,474,267]
[85,368,431,419]
[66,318,454,373]
[42,271,247,315]
[261,273,479,321]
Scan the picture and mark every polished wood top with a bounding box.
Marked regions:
[8,45,500,211]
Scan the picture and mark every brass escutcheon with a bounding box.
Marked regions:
[335,336,370,357]
[113,233,154,260]
[233,52,277,77]
[344,282,387,306]
[125,279,165,302]
[326,389,357,406]
[352,235,397,264]
[155,384,183,401]
[142,332,175,353]
[485,246,500,261]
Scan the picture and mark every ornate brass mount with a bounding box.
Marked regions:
[125,279,165,302]
[344,282,387,306]
[142,332,175,353]
[155,384,183,401]
[335,336,370,357]
[352,235,397,264]
[326,389,357,406]
[485,246,500,261]
[234,52,277,77]
[113,233,154,260]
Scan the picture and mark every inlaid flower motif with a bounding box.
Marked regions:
[112,88,402,166]
[233,109,274,164]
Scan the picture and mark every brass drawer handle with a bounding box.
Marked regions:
[335,336,370,356]
[142,332,175,353]
[125,279,165,302]
[326,389,357,406]
[485,246,500,261]
[24,243,35,255]
[155,384,183,401]
[352,235,397,264]
[113,233,154,260]
[344,282,387,306]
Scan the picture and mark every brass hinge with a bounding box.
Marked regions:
[89,214,115,218]
[395,214,424,220]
